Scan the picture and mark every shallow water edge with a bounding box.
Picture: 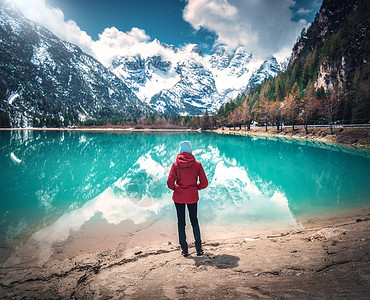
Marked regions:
[1,130,369,269]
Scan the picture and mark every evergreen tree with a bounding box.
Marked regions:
[200,109,211,130]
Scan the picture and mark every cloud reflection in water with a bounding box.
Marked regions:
[4,141,297,265]
[3,131,369,266]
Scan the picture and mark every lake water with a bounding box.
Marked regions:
[1,130,369,261]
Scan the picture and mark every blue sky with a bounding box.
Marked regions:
[47,0,214,46]
[13,0,322,64]
[46,0,321,50]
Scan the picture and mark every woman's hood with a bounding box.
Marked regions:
[176,152,196,168]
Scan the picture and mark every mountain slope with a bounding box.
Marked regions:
[246,56,281,90]
[0,1,151,127]
[289,0,369,122]
[0,0,283,124]
[110,45,280,115]
[206,46,263,97]
[149,58,218,115]
[109,54,181,105]
[217,0,369,128]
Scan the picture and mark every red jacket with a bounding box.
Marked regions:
[167,152,208,204]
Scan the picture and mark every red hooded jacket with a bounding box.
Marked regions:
[167,152,208,204]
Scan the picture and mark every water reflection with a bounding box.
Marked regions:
[1,130,167,241]
[1,131,369,264]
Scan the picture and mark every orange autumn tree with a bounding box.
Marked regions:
[300,80,319,133]
[282,82,301,130]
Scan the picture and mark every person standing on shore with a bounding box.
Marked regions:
[167,141,208,257]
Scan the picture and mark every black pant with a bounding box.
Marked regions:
[174,202,202,251]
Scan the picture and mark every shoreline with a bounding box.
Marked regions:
[0,126,369,297]
[0,211,369,299]
[1,205,368,261]
[1,205,368,266]
[212,126,370,149]
[0,127,200,132]
[1,126,369,149]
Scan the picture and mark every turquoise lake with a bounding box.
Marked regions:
[1,130,370,251]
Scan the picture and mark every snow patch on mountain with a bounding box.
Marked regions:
[110,55,180,103]
[0,1,151,127]
[205,46,264,101]
[1,1,283,120]
[247,56,281,88]
[148,58,219,115]
[31,41,55,68]
[8,92,19,105]
[110,44,280,115]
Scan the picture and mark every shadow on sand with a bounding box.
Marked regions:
[189,253,240,269]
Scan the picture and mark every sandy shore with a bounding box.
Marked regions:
[0,211,369,299]
[213,126,370,149]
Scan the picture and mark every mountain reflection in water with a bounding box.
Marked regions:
[1,130,369,254]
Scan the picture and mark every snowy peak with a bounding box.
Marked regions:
[110,54,179,102]
[110,44,281,115]
[208,45,233,70]
[0,2,150,127]
[176,59,213,80]
[149,58,218,115]
[248,56,281,88]
[208,46,254,75]
[205,46,269,102]
[191,44,202,56]
[228,47,254,77]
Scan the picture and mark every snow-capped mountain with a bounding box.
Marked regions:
[0,0,282,125]
[247,56,281,89]
[0,1,151,127]
[110,54,180,104]
[205,45,270,102]
[149,58,219,115]
[110,45,281,115]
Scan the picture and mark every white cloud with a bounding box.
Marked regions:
[183,0,307,59]
[296,8,312,15]
[11,0,186,66]
[11,0,307,65]
[91,27,151,65]
[11,0,94,55]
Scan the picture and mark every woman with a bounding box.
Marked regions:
[167,141,208,257]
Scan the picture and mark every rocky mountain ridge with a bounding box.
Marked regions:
[110,45,281,115]
[0,0,151,127]
[0,0,283,126]
[291,0,369,122]
[223,0,369,129]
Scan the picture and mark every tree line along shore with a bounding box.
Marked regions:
[2,123,369,149]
